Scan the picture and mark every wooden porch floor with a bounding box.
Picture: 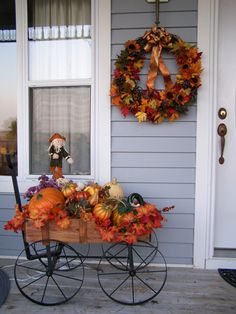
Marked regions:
[0,258,236,314]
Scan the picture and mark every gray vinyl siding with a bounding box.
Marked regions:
[111,0,198,265]
[0,193,23,256]
[0,0,198,265]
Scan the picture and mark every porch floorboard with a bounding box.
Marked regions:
[0,258,235,314]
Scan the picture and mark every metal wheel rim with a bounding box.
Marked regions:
[14,240,84,306]
[101,234,159,271]
[97,245,167,305]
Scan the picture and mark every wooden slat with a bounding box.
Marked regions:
[112,137,196,153]
[112,121,196,137]
[163,213,194,229]
[112,152,196,168]
[120,182,195,198]
[0,208,16,221]
[112,0,198,13]
[112,11,197,29]
[0,193,19,209]
[158,242,193,258]
[112,167,195,183]
[156,228,194,244]
[145,198,195,214]
[112,27,197,44]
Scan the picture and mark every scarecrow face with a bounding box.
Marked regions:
[52,138,65,148]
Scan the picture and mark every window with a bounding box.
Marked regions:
[0,0,110,191]
[29,86,91,175]
[27,0,92,176]
[0,1,17,176]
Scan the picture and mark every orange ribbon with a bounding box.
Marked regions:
[143,27,173,92]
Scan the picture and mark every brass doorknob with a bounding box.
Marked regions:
[217,123,227,164]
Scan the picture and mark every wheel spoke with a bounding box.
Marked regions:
[131,276,135,303]
[135,273,157,294]
[41,276,50,303]
[15,263,45,273]
[109,274,130,297]
[55,256,79,270]
[105,252,128,269]
[136,268,166,274]
[51,276,68,300]
[52,271,83,282]
[61,247,71,268]
[105,245,129,269]
[20,273,46,290]
[133,246,157,270]
[98,270,129,276]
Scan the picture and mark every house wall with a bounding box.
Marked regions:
[0,0,198,265]
[111,0,198,265]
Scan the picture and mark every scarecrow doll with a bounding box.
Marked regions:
[48,133,73,179]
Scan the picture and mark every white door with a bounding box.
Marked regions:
[214,0,236,249]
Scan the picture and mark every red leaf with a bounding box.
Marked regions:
[121,107,130,117]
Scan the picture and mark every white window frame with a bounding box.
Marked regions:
[0,0,111,193]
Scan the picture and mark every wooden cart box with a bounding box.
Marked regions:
[24,219,103,244]
[24,219,150,244]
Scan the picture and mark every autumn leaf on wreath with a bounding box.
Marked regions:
[135,111,147,123]
[121,107,130,117]
[111,95,122,107]
[134,58,145,70]
[123,95,133,105]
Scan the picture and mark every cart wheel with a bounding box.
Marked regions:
[14,240,84,305]
[97,243,167,305]
[72,243,90,263]
[101,232,159,271]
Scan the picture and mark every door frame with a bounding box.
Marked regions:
[194,0,236,269]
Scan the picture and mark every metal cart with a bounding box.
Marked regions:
[7,154,167,306]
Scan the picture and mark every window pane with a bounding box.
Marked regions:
[0,1,17,176]
[27,0,91,80]
[29,86,91,176]
[0,0,16,42]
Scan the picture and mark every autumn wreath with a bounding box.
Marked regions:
[110,26,202,123]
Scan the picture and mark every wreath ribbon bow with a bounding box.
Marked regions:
[143,26,173,91]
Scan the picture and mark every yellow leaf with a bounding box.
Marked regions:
[135,112,147,123]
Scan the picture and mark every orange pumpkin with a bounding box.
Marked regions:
[61,182,77,198]
[74,191,90,201]
[93,203,112,221]
[112,208,124,226]
[28,187,65,213]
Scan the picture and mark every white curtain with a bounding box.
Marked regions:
[29,39,91,80]
[28,0,91,80]
[28,0,91,40]
[30,86,91,175]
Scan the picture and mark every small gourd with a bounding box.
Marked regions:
[61,182,77,198]
[112,207,124,226]
[105,178,124,200]
[93,203,113,221]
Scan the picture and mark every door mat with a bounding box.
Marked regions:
[218,269,236,288]
[0,269,11,306]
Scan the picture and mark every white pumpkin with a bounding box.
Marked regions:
[105,177,124,200]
